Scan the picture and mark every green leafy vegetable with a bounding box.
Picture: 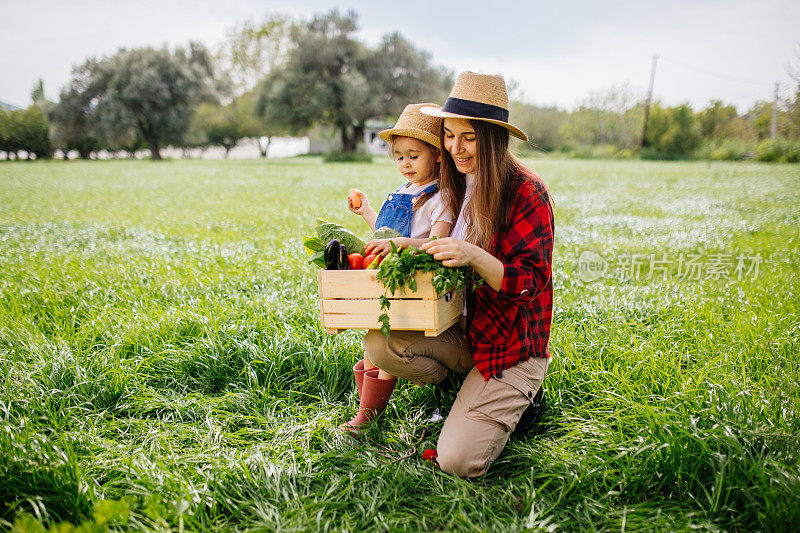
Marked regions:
[303,235,326,268]
[373,226,403,239]
[303,218,366,268]
[315,218,366,256]
[375,242,482,337]
[377,295,391,336]
[308,250,325,269]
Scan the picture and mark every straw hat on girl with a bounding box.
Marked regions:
[420,71,528,141]
[378,103,443,149]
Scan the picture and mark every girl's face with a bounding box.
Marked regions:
[443,118,477,174]
[392,137,439,185]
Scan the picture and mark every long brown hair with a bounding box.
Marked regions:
[440,120,551,250]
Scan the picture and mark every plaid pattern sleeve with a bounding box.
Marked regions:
[466,167,554,380]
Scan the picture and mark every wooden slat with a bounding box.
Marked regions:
[319,289,464,336]
[434,289,464,333]
[321,298,437,330]
[317,269,439,300]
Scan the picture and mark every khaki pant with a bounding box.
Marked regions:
[363,327,548,478]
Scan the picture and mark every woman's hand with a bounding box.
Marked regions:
[365,237,406,257]
[347,189,369,215]
[419,237,475,267]
[421,237,505,291]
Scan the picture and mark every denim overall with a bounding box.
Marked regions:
[374,182,438,238]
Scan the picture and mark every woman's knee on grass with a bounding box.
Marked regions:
[436,421,504,478]
[436,445,491,478]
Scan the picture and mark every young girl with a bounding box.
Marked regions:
[341,102,453,433]
[349,104,453,255]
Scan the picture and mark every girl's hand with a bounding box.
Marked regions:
[365,238,400,257]
[420,237,474,267]
[347,189,369,215]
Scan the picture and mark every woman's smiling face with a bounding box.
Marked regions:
[443,118,477,174]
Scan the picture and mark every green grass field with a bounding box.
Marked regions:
[1,157,798,532]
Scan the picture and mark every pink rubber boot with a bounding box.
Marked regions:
[339,369,397,433]
[353,359,367,397]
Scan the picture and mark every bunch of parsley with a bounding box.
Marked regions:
[375,242,482,337]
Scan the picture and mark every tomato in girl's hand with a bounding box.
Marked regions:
[348,253,364,269]
[348,189,363,209]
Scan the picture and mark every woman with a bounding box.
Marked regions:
[363,71,554,478]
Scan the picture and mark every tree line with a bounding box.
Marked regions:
[1,10,451,161]
[1,10,799,162]
[512,83,800,162]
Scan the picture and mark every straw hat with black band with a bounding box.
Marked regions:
[378,103,443,149]
[420,71,528,142]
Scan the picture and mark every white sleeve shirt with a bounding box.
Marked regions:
[393,181,454,239]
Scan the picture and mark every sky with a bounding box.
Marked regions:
[1,0,798,112]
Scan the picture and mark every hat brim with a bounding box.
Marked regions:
[378,127,441,150]
[419,106,528,142]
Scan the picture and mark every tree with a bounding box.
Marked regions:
[96,119,146,158]
[559,84,642,150]
[193,101,257,157]
[0,81,53,160]
[743,93,798,142]
[214,15,296,157]
[30,79,51,111]
[0,107,50,159]
[699,100,739,142]
[362,31,452,116]
[786,45,800,141]
[0,108,15,158]
[644,104,702,158]
[49,102,100,159]
[53,43,218,160]
[237,88,288,157]
[17,106,51,159]
[259,10,367,153]
[510,102,566,152]
[258,10,451,153]
[216,14,294,97]
[787,87,800,141]
[746,101,775,141]
[50,66,104,158]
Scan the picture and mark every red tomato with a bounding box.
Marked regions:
[364,254,381,269]
[348,253,364,269]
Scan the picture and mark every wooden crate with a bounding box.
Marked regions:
[317,269,463,337]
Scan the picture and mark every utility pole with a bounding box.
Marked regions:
[771,82,779,139]
[640,54,659,148]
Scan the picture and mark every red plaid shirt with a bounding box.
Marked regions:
[466,166,554,380]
